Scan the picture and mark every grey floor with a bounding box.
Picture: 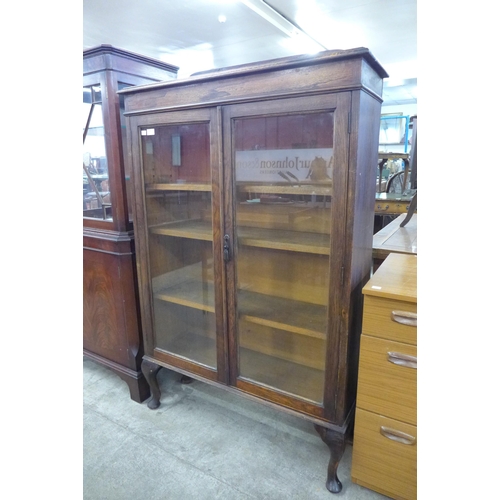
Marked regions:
[83,357,388,500]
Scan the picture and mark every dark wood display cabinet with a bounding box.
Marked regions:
[83,45,178,402]
[121,48,387,491]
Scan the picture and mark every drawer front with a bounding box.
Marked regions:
[351,408,417,500]
[357,334,416,424]
[363,295,417,345]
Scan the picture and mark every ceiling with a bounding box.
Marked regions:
[83,0,417,107]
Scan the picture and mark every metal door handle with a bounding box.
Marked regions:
[223,234,231,262]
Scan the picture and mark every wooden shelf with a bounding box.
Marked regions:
[146,182,331,195]
[153,272,326,339]
[239,348,324,403]
[158,329,217,369]
[150,220,330,254]
[155,279,215,312]
[157,329,324,403]
[146,182,212,192]
[238,183,331,196]
[150,220,213,241]
[239,226,329,255]
[239,290,326,339]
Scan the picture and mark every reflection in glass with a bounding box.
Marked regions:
[141,123,216,368]
[234,112,334,403]
[83,85,112,220]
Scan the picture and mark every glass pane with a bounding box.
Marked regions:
[234,112,333,404]
[142,123,216,368]
[83,85,112,220]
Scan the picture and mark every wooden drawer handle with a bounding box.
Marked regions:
[391,310,417,327]
[380,426,416,445]
[387,351,417,369]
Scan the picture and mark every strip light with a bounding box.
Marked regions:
[240,0,327,50]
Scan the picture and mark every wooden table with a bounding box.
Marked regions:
[375,191,416,215]
[372,213,417,270]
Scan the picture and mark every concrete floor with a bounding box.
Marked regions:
[83,357,388,500]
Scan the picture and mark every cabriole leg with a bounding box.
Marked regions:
[314,424,346,494]
[141,359,162,409]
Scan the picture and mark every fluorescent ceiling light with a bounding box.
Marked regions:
[240,0,326,51]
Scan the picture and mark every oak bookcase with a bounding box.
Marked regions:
[121,48,387,492]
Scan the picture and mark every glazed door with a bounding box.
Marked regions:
[130,107,227,383]
[222,93,352,416]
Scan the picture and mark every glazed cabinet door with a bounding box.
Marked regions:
[223,93,352,417]
[129,108,226,383]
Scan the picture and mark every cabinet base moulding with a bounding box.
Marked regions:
[84,350,150,403]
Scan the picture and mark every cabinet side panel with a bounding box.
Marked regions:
[83,246,142,369]
[349,90,381,286]
[322,93,352,422]
[334,90,381,421]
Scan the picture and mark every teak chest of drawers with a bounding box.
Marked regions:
[351,253,417,499]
